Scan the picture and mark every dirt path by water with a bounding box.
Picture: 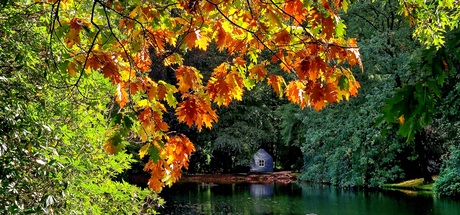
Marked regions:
[180,171,297,184]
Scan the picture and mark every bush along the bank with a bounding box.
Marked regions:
[435,145,460,197]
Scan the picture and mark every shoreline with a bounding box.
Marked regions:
[179,171,298,184]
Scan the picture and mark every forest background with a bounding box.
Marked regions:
[1,0,459,214]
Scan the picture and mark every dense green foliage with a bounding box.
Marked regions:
[432,31,460,196]
[0,2,160,213]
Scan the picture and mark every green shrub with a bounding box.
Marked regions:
[435,145,460,197]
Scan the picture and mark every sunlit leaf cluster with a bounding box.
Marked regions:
[399,0,460,48]
[47,0,362,192]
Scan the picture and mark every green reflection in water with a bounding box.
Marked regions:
[160,183,460,215]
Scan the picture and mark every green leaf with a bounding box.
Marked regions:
[111,113,123,125]
[14,54,24,62]
[335,20,346,38]
[165,93,177,108]
[244,78,256,90]
[123,115,133,129]
[149,144,160,163]
[338,75,349,90]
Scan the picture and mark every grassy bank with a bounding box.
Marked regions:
[383,178,434,193]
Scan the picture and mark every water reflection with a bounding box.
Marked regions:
[250,184,274,198]
[160,183,460,215]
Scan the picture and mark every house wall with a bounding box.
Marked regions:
[250,149,274,172]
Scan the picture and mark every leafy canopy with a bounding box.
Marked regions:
[48,0,362,192]
[399,0,460,48]
[380,0,460,141]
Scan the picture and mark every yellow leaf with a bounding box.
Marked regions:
[139,143,150,159]
[195,31,211,51]
[266,9,282,28]
[398,115,405,125]
[135,99,150,110]
[64,28,80,48]
[129,6,139,18]
[138,126,148,142]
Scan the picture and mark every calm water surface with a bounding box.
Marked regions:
[159,182,460,215]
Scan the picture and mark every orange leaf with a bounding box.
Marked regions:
[267,75,285,98]
[64,28,80,49]
[129,82,142,95]
[275,29,291,45]
[139,108,152,127]
[176,94,198,127]
[85,54,103,71]
[279,51,295,73]
[101,58,121,84]
[175,66,203,94]
[64,18,90,48]
[118,18,135,32]
[146,83,158,101]
[66,62,78,77]
[153,112,169,131]
[206,79,230,106]
[322,16,335,40]
[233,57,246,66]
[116,83,129,108]
[176,94,218,130]
[215,22,228,51]
[226,70,244,101]
[157,84,168,101]
[184,30,198,49]
[349,80,360,96]
[115,2,124,12]
[206,63,243,106]
[134,48,152,72]
[203,1,216,11]
[284,0,308,23]
[143,134,196,189]
[144,160,165,192]
[103,141,116,154]
[398,115,405,124]
[309,82,337,111]
[285,80,307,108]
[205,68,244,106]
[249,64,268,81]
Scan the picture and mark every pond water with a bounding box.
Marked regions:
[159,182,460,215]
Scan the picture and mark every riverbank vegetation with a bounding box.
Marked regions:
[384,178,434,192]
[1,0,459,213]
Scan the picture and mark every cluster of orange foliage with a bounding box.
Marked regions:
[51,0,361,192]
